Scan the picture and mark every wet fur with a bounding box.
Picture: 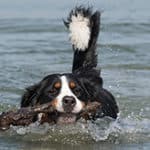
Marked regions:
[21,7,119,122]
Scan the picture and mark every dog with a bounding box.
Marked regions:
[21,7,119,124]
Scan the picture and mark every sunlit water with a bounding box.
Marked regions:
[0,0,150,150]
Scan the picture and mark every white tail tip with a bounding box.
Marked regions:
[69,13,91,51]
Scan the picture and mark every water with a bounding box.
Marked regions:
[0,0,150,149]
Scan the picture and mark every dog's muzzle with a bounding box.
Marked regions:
[62,96,76,113]
[56,96,80,124]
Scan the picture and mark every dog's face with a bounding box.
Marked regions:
[36,74,89,124]
[22,71,118,122]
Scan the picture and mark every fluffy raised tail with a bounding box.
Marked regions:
[64,6,101,72]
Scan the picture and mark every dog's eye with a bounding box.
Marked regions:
[49,88,57,95]
[73,88,80,96]
[49,82,61,95]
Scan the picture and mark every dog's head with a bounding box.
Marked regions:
[36,74,90,124]
[22,72,103,124]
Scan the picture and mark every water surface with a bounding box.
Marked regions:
[0,0,150,149]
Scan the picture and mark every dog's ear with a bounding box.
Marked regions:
[98,89,119,119]
[21,83,41,107]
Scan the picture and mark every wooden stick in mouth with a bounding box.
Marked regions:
[80,102,101,120]
[0,102,55,130]
[0,101,101,131]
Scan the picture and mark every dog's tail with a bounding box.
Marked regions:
[64,6,100,73]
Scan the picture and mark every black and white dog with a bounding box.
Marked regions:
[21,7,119,124]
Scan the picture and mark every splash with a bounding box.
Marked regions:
[1,108,150,145]
[8,115,150,145]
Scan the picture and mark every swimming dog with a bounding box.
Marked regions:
[21,7,119,124]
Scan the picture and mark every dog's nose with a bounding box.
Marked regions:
[62,96,76,112]
[63,96,76,106]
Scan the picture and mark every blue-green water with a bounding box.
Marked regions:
[0,0,150,149]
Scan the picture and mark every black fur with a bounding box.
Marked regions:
[74,70,118,119]
[21,7,119,122]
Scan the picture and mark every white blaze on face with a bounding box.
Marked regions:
[69,13,90,50]
[55,75,83,113]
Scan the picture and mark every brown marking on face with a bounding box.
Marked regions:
[54,82,61,89]
[51,99,58,108]
[69,81,76,89]
[81,101,86,109]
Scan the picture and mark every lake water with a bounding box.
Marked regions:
[0,0,150,149]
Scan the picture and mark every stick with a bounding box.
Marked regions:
[0,101,101,131]
[80,102,101,120]
[0,102,55,130]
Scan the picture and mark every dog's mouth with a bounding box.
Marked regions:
[55,102,101,124]
[56,113,77,124]
[38,112,77,125]
[39,101,101,125]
